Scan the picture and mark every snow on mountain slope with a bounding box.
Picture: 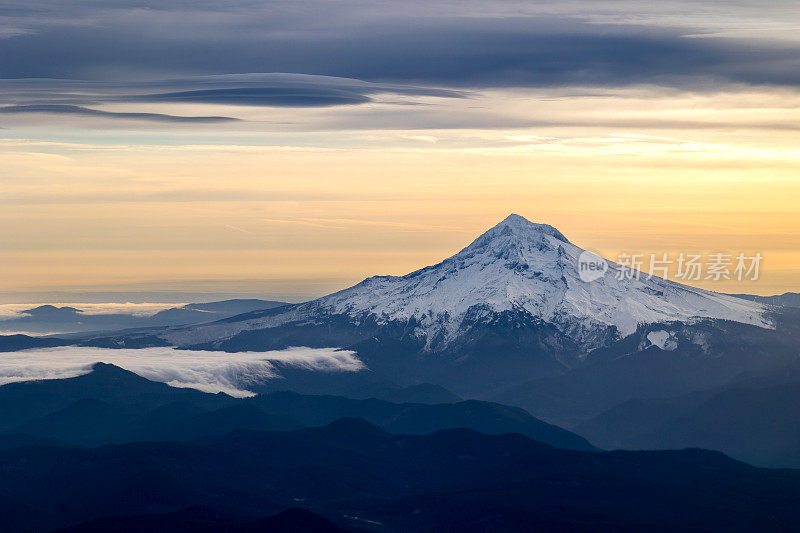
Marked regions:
[160,214,770,349]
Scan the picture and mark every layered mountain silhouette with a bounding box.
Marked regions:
[0,363,591,450]
[1,417,800,532]
[1,364,798,531]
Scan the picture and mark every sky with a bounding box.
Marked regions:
[1,0,799,301]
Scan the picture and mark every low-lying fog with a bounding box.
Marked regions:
[0,346,363,397]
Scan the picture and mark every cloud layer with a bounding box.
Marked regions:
[0,346,364,396]
[2,1,800,88]
[3,2,800,129]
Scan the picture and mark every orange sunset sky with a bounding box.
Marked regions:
[2,2,799,301]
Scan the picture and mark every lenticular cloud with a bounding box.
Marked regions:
[0,346,364,397]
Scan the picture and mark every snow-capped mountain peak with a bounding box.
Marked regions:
[294,214,770,344]
[160,214,770,351]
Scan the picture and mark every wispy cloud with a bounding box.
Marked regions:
[0,74,467,127]
[0,104,239,123]
[1,346,364,397]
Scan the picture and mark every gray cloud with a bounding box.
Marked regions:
[1,1,800,90]
[0,104,239,122]
[0,74,468,125]
[126,80,464,108]
[132,88,372,107]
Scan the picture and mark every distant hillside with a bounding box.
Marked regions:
[575,361,800,467]
[0,333,72,352]
[730,292,800,308]
[0,299,289,334]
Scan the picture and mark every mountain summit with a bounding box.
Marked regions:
[470,213,570,245]
[158,214,768,354]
